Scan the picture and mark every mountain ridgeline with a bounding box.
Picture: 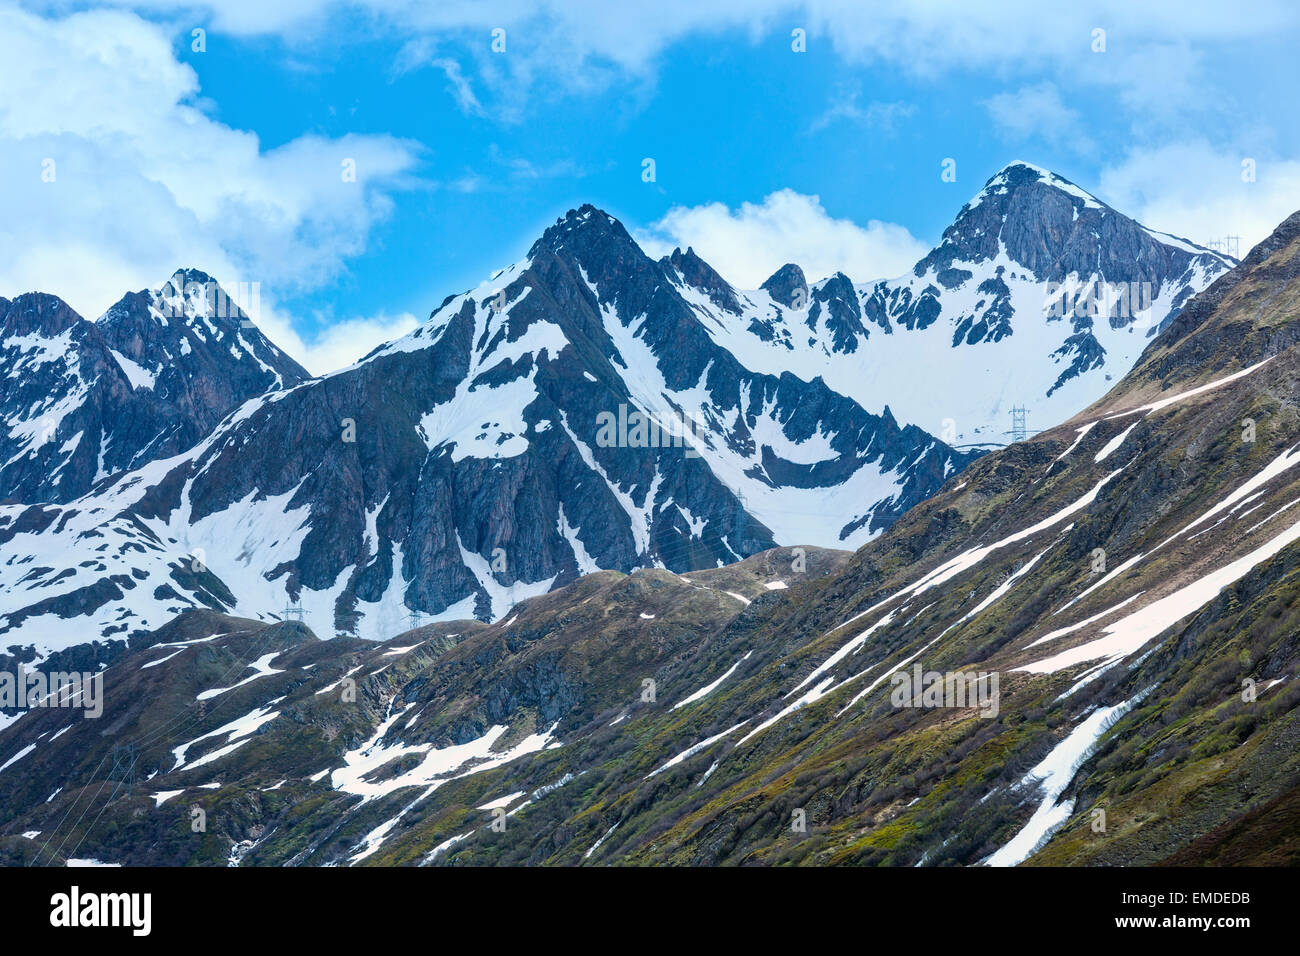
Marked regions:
[0,271,308,506]
[0,164,1231,656]
[678,162,1232,446]
[1,177,1298,869]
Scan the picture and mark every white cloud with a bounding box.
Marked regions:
[65,3,1300,160]
[0,6,419,328]
[636,190,929,287]
[983,83,1093,153]
[102,1,1299,91]
[109,1,1296,66]
[428,57,485,116]
[1097,143,1300,257]
[810,90,914,133]
[253,305,420,376]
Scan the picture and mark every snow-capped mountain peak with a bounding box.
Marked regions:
[0,209,973,654]
[760,263,809,309]
[0,270,309,506]
[925,161,1234,284]
[0,176,1241,655]
[662,163,1235,447]
[98,268,307,391]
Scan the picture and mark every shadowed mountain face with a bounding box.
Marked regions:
[0,208,972,652]
[0,167,1236,655]
[96,269,308,432]
[1,206,1298,868]
[672,162,1233,447]
[0,271,308,505]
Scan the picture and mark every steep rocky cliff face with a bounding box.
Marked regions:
[2,207,1291,868]
[0,209,971,653]
[678,162,1232,447]
[0,271,307,505]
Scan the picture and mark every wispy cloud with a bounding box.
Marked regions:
[983,83,1094,154]
[810,89,915,134]
[429,57,485,116]
[108,1,1300,118]
[488,144,584,181]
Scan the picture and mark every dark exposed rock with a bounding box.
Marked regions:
[760,263,808,309]
[0,272,307,505]
[1,207,972,648]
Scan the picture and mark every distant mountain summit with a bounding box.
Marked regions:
[0,170,1235,654]
[671,161,1233,445]
[0,206,972,653]
[99,267,306,396]
[0,272,307,504]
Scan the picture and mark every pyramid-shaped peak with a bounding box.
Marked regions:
[142,268,251,326]
[912,161,1229,285]
[969,162,1104,213]
[161,267,220,291]
[93,267,306,377]
[762,263,809,309]
[0,291,85,337]
[537,204,633,251]
[763,263,806,287]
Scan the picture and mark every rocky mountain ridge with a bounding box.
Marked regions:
[0,210,972,654]
[1,203,1297,867]
[675,162,1233,446]
[0,270,308,505]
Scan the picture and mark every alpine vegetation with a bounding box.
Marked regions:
[2,2,1299,893]
[0,666,102,719]
[889,664,1000,718]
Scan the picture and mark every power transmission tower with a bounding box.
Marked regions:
[281,599,305,622]
[1206,236,1242,258]
[1009,406,1029,443]
[733,490,748,548]
[109,742,137,788]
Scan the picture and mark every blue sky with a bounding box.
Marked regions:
[4,1,1300,372]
